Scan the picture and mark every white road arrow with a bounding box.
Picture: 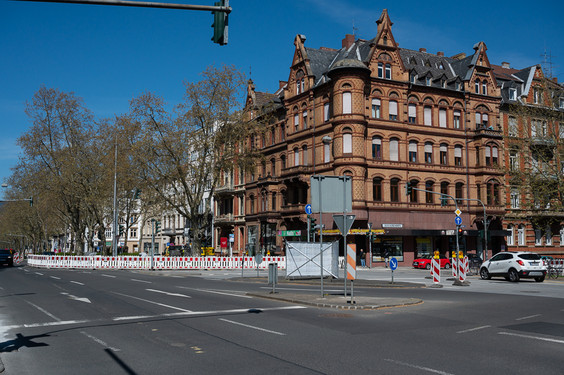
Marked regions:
[61,292,91,304]
[146,289,191,298]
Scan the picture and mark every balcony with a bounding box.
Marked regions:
[215,183,235,196]
[473,126,503,140]
[214,213,245,225]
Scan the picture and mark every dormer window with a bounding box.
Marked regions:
[296,70,305,95]
[410,73,416,84]
[482,81,487,95]
[534,88,540,104]
[441,79,446,88]
[455,82,461,91]
[509,88,517,101]
[426,76,431,86]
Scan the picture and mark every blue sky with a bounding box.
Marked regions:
[1,0,563,196]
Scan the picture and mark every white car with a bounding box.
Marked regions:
[480,251,547,282]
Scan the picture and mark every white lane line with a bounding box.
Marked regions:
[516,314,541,321]
[50,276,61,280]
[102,274,116,278]
[146,289,191,298]
[131,278,152,284]
[70,281,84,286]
[35,272,44,276]
[219,318,286,336]
[80,331,120,351]
[61,292,91,303]
[177,286,252,299]
[260,286,342,293]
[499,332,564,344]
[384,359,454,375]
[25,301,61,321]
[456,325,491,334]
[112,292,192,312]
[3,320,89,330]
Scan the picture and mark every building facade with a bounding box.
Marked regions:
[215,9,523,265]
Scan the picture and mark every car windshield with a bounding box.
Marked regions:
[519,253,541,260]
[0,249,12,254]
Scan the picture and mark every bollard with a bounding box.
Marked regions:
[268,263,278,294]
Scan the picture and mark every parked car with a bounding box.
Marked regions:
[413,256,451,270]
[0,249,14,267]
[479,251,546,282]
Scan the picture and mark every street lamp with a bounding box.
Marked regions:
[368,222,372,268]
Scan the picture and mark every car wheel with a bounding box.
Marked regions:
[425,263,431,270]
[480,268,491,280]
[444,263,450,269]
[508,268,519,282]
[534,276,545,282]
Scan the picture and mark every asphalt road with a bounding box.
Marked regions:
[1,264,563,374]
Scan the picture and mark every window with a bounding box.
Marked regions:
[546,227,552,246]
[486,180,500,205]
[509,88,517,101]
[271,158,276,177]
[485,144,498,166]
[373,178,382,201]
[424,106,432,126]
[409,141,417,163]
[410,73,416,84]
[324,142,330,163]
[389,138,399,161]
[372,137,382,160]
[390,178,400,202]
[426,76,431,86]
[533,88,540,104]
[482,113,489,127]
[439,108,447,128]
[509,149,519,171]
[453,110,461,129]
[482,81,487,95]
[271,128,276,146]
[294,148,300,166]
[456,82,461,91]
[385,64,391,79]
[372,99,381,118]
[510,189,520,209]
[535,228,542,246]
[517,225,525,246]
[409,180,419,203]
[324,102,330,122]
[272,193,277,211]
[560,98,564,109]
[281,154,286,169]
[507,225,514,246]
[294,113,299,131]
[455,182,464,203]
[389,101,398,120]
[249,195,255,214]
[425,181,434,204]
[343,129,352,154]
[302,145,308,165]
[408,104,416,123]
[424,142,433,163]
[440,144,448,165]
[378,62,383,78]
[454,145,462,166]
[343,92,352,114]
[475,79,479,93]
[440,182,449,204]
[475,112,481,128]
[508,117,517,137]
[302,110,308,129]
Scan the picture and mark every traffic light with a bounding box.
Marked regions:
[309,216,317,237]
[155,220,161,234]
[119,225,124,237]
[405,182,412,196]
[456,226,463,242]
[211,0,229,45]
[134,188,141,199]
[29,197,33,207]
[441,196,448,206]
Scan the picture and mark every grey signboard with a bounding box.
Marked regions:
[310,175,352,213]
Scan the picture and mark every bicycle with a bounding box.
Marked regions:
[547,265,560,280]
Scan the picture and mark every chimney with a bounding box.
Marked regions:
[279,81,287,90]
[437,51,444,57]
[502,62,511,69]
[553,77,558,83]
[342,34,355,49]
[419,48,427,53]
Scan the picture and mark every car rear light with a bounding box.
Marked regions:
[516,260,524,266]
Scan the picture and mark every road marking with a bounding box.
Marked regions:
[219,318,286,336]
[131,278,151,284]
[61,292,91,303]
[102,274,116,278]
[25,301,61,321]
[70,281,84,286]
[80,331,120,352]
[456,325,491,334]
[177,286,252,299]
[499,331,564,344]
[515,314,541,321]
[146,289,191,298]
[260,286,342,293]
[384,359,454,375]
[50,276,61,280]
[3,320,89,330]
[35,272,44,276]
[112,292,192,312]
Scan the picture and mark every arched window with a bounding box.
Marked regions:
[343,91,352,114]
[439,108,447,128]
[389,101,398,120]
[408,103,417,123]
[425,142,433,164]
[482,81,487,95]
[440,182,449,205]
[249,195,255,214]
[506,224,514,246]
[372,98,381,118]
[302,109,308,129]
[281,154,286,169]
[271,192,277,211]
[440,143,448,165]
[425,181,434,203]
[302,145,308,165]
[454,145,463,166]
[294,148,300,166]
[270,158,276,177]
[343,128,352,154]
[389,138,399,161]
[475,79,480,94]
[390,178,400,202]
[296,70,304,95]
[409,179,419,203]
[485,144,499,166]
[372,136,382,160]
[373,177,383,201]
[486,179,500,205]
[455,182,464,204]
[409,141,418,163]
[378,62,384,78]
[517,224,526,246]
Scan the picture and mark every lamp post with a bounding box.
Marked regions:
[368,222,372,268]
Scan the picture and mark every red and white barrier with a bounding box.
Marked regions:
[27,255,286,270]
[431,258,440,284]
[458,256,467,282]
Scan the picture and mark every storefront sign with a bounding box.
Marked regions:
[278,230,301,236]
[382,224,403,228]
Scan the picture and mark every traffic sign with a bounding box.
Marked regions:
[389,258,398,271]
[278,230,301,236]
[454,209,462,216]
[455,216,462,226]
[305,204,312,215]
[333,214,356,235]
